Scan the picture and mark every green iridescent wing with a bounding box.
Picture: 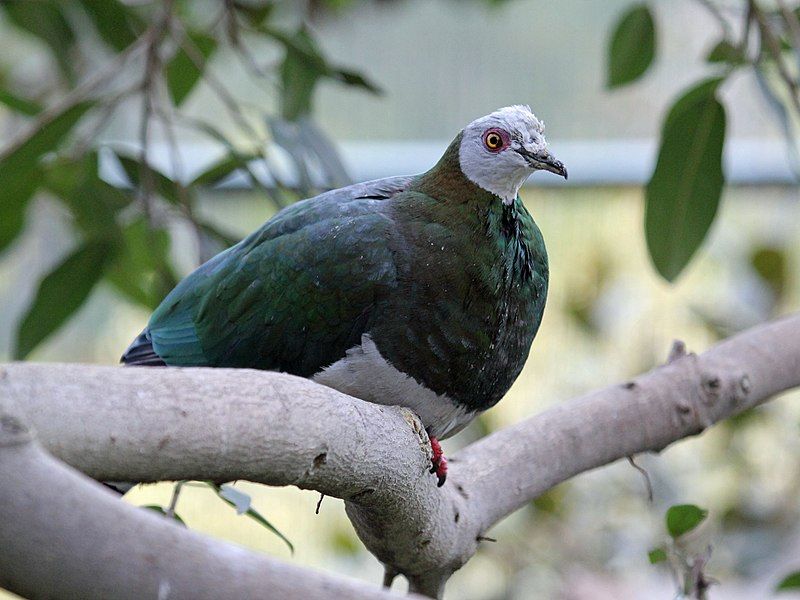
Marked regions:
[147,176,413,375]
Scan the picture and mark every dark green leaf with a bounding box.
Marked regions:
[607,3,656,88]
[3,0,77,82]
[78,0,142,51]
[706,40,745,65]
[666,504,708,538]
[112,151,185,206]
[190,153,260,187]
[207,483,294,554]
[166,32,217,106]
[15,239,115,359]
[777,571,800,591]
[105,217,176,310]
[335,69,382,94]
[0,89,43,116]
[233,1,275,25]
[142,505,186,526]
[648,547,668,564]
[751,246,786,299]
[44,152,131,236]
[0,101,94,253]
[278,29,323,120]
[645,78,726,281]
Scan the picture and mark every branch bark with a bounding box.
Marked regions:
[0,400,416,600]
[2,312,800,598]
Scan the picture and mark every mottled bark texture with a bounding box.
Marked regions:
[1,313,799,598]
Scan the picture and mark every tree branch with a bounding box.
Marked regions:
[0,394,414,600]
[2,312,799,598]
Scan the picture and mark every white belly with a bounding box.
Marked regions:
[312,335,477,439]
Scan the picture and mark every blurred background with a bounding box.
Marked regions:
[1,1,799,598]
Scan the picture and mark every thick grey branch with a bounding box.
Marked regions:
[2,312,799,598]
[0,395,413,600]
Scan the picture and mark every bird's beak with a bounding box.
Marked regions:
[516,147,568,180]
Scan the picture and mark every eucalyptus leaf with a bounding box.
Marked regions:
[167,32,217,106]
[15,238,115,359]
[665,504,708,538]
[648,547,668,564]
[645,78,726,281]
[3,0,77,82]
[777,571,800,591]
[0,89,42,116]
[219,484,252,515]
[105,218,176,310]
[190,152,261,187]
[78,0,142,51]
[142,505,186,526]
[112,150,185,206]
[607,3,656,88]
[706,40,745,65]
[0,101,94,253]
[207,482,294,554]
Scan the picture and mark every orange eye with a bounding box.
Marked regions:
[486,133,502,149]
[483,129,506,151]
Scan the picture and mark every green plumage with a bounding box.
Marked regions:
[128,133,548,413]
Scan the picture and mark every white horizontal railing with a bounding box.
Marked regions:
[98,138,799,190]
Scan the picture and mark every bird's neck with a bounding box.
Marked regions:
[411,132,501,207]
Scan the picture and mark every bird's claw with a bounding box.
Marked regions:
[429,436,448,487]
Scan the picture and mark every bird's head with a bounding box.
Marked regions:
[458,105,567,204]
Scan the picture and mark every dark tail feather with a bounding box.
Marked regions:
[121,329,166,366]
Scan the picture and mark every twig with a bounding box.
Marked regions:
[750,0,800,116]
[165,480,186,519]
[696,0,733,38]
[627,456,654,503]
[0,27,152,162]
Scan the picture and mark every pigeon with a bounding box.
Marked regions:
[122,105,567,486]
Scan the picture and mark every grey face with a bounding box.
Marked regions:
[458,105,567,204]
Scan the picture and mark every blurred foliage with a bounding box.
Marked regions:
[607,1,800,282]
[778,570,800,591]
[0,0,380,359]
[650,504,714,599]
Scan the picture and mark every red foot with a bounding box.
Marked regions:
[429,436,448,487]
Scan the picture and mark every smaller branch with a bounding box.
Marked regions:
[0,27,152,162]
[776,0,800,56]
[627,456,654,503]
[696,0,733,38]
[750,0,800,116]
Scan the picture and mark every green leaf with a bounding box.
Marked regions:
[105,217,176,310]
[278,29,323,121]
[751,246,786,299]
[190,153,260,187]
[78,0,142,51]
[0,89,43,116]
[607,3,656,88]
[648,547,668,564]
[0,101,94,253]
[3,0,77,83]
[777,571,800,591]
[706,40,745,65]
[645,78,726,281]
[166,32,217,106]
[233,1,275,25]
[142,505,186,526]
[335,69,382,94]
[44,152,131,237]
[665,504,708,538]
[207,483,294,554]
[15,238,115,359]
[112,151,185,206]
